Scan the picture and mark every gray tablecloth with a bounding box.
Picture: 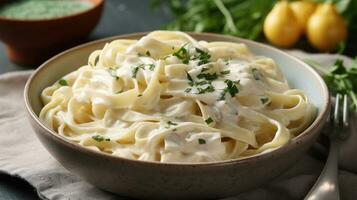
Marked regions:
[0,52,356,200]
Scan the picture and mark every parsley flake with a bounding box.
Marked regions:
[92,135,110,142]
[148,64,155,71]
[218,79,240,100]
[58,79,68,86]
[165,121,178,128]
[145,50,151,56]
[260,96,269,104]
[198,138,206,144]
[224,79,239,97]
[195,80,209,85]
[173,44,190,64]
[186,71,194,86]
[218,91,226,101]
[195,48,211,65]
[252,68,262,80]
[197,85,215,94]
[205,117,214,124]
[197,72,218,81]
[221,70,230,75]
[184,88,192,93]
[132,64,144,78]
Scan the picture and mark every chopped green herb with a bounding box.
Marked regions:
[201,67,210,72]
[195,80,209,85]
[252,68,262,80]
[197,72,218,81]
[132,64,145,78]
[58,79,68,86]
[168,121,178,126]
[195,48,211,65]
[173,44,190,64]
[184,88,192,93]
[92,135,110,142]
[138,94,143,97]
[218,79,240,100]
[146,50,151,56]
[185,71,194,86]
[198,138,206,144]
[197,85,215,94]
[205,117,214,124]
[260,96,269,104]
[165,120,178,128]
[306,58,357,110]
[221,70,230,75]
[148,64,155,71]
[218,91,226,101]
[224,79,239,97]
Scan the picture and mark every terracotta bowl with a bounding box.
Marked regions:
[24,32,330,199]
[0,0,103,66]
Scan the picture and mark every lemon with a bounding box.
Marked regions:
[307,3,347,52]
[290,1,317,33]
[264,1,302,48]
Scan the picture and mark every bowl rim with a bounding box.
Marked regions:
[0,0,103,22]
[24,31,330,167]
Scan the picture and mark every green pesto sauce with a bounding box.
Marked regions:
[0,0,93,20]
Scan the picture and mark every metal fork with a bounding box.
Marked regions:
[305,94,351,200]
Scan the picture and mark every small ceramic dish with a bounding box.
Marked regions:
[24,32,330,199]
[0,0,103,66]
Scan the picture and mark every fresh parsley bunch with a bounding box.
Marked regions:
[306,58,357,110]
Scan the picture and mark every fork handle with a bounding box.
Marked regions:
[305,141,340,200]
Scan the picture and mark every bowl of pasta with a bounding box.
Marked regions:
[24,31,330,199]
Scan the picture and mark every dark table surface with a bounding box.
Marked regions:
[0,0,170,199]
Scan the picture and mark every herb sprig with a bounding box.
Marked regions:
[306,58,357,110]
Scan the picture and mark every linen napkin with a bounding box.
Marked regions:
[0,53,356,200]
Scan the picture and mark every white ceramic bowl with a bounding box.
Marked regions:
[24,32,330,199]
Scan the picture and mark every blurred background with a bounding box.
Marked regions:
[0,0,356,199]
[0,0,356,74]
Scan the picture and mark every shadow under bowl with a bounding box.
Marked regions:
[0,0,104,66]
[24,32,330,199]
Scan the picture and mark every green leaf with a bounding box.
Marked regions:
[58,79,68,86]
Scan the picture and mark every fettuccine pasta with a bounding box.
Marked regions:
[40,31,315,163]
